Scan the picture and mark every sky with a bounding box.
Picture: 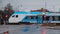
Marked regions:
[0,0,60,12]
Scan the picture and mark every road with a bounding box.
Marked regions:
[0,24,60,34]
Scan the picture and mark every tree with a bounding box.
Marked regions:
[4,3,14,22]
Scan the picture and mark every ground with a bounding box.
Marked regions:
[0,24,60,34]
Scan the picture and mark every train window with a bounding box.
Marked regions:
[46,16,49,21]
[52,16,55,21]
[43,16,49,21]
[28,16,31,19]
[59,16,60,20]
[12,15,15,17]
[54,16,59,21]
[49,16,53,21]
[25,17,27,19]
[16,15,18,18]
[31,16,37,19]
[50,16,59,21]
[36,16,38,19]
[34,16,37,19]
[31,16,34,19]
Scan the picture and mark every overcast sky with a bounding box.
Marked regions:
[0,0,60,12]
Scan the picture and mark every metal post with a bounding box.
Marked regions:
[37,16,38,24]
[36,15,39,28]
[4,20,5,26]
[44,0,47,9]
[53,5,55,12]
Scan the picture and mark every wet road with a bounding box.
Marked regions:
[0,24,60,34]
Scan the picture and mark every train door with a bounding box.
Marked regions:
[37,16,43,24]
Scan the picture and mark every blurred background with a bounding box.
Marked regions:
[0,0,60,12]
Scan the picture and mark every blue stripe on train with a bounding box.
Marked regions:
[20,16,43,24]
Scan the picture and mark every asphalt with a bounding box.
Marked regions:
[0,24,60,34]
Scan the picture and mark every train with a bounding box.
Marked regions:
[45,13,60,23]
[8,11,60,24]
[8,11,44,24]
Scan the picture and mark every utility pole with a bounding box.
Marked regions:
[52,5,55,12]
[44,0,47,9]
[19,4,23,11]
[0,0,2,4]
[0,0,3,10]
[43,0,47,23]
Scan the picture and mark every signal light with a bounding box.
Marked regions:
[4,31,9,34]
[5,15,8,17]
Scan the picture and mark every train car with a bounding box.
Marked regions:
[8,11,43,24]
[43,12,60,24]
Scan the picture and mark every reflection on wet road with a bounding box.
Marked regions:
[0,25,60,34]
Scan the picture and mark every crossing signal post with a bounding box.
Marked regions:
[44,14,46,21]
[4,14,9,24]
[5,15,8,18]
[43,13,46,21]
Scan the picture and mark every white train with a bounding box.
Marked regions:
[8,11,43,24]
[45,13,60,23]
[8,11,60,24]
